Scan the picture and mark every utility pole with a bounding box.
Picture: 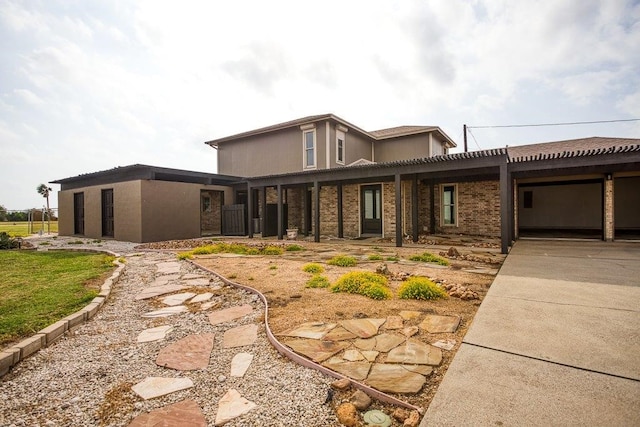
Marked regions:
[463,124,468,153]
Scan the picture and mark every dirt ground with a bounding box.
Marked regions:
[141,236,505,412]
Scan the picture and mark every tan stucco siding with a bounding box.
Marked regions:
[374,135,430,163]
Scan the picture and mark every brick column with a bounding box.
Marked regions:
[604,175,614,241]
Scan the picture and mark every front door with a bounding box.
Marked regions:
[73,192,84,235]
[361,184,382,235]
[101,189,114,237]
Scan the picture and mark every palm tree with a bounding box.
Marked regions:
[37,183,52,234]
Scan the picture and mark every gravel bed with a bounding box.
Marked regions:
[0,237,340,426]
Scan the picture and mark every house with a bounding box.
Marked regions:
[52,114,640,252]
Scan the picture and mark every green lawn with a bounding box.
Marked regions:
[0,221,59,237]
[0,250,115,346]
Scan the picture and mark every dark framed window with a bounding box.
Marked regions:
[442,185,456,225]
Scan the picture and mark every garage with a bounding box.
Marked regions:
[614,176,640,239]
[517,179,603,238]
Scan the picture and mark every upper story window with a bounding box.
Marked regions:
[442,184,457,226]
[302,126,316,169]
[336,130,345,165]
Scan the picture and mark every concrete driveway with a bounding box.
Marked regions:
[421,240,640,426]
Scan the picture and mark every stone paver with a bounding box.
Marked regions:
[385,315,403,329]
[208,304,253,325]
[282,338,349,362]
[190,292,214,303]
[387,340,442,366]
[156,333,215,370]
[323,326,357,341]
[230,353,253,377]
[419,314,460,333]
[279,322,337,339]
[373,333,405,352]
[214,389,257,426]
[322,358,372,381]
[141,305,188,318]
[343,349,364,361]
[432,339,456,351]
[129,399,206,427]
[339,318,386,338]
[135,284,187,300]
[183,278,212,287]
[162,292,196,306]
[156,261,182,275]
[354,337,376,351]
[361,350,379,362]
[137,325,173,343]
[132,377,194,400]
[401,326,419,338]
[223,324,258,348]
[399,310,422,321]
[365,364,427,394]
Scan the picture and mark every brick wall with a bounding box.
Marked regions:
[200,190,222,234]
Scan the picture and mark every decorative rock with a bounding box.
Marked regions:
[399,310,422,321]
[322,358,372,381]
[361,350,379,362]
[156,333,214,370]
[339,318,386,338]
[393,408,410,422]
[331,378,351,390]
[373,333,405,352]
[386,340,442,366]
[162,292,196,306]
[282,338,348,362]
[135,284,187,300]
[223,324,258,348]
[214,389,257,426]
[363,409,392,427]
[354,337,376,351]
[365,364,426,394]
[131,377,194,400]
[336,403,359,427]
[141,305,188,318]
[230,352,253,377]
[190,292,213,303]
[350,390,372,410]
[432,339,457,351]
[323,326,357,341]
[278,322,337,339]
[201,300,221,311]
[419,314,460,333]
[217,375,227,383]
[183,278,211,287]
[209,304,253,325]
[129,399,206,427]
[385,315,403,329]
[401,326,419,338]
[404,410,420,427]
[343,349,364,361]
[137,325,173,343]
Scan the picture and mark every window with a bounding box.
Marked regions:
[336,130,345,165]
[523,191,533,209]
[303,129,316,168]
[442,185,456,226]
[202,195,212,212]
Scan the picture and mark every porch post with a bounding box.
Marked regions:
[395,173,403,247]
[412,175,419,242]
[604,174,614,241]
[314,181,320,243]
[247,183,253,238]
[337,183,344,238]
[277,184,283,240]
[500,162,511,254]
[261,186,267,237]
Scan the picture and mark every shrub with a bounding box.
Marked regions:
[327,255,358,267]
[368,254,383,261]
[386,256,400,262]
[286,244,304,252]
[302,263,324,274]
[409,252,449,266]
[0,232,18,249]
[330,271,392,300]
[398,277,448,300]
[306,275,330,288]
[269,265,278,270]
[177,252,193,260]
[262,245,284,255]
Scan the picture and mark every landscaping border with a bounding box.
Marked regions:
[0,249,125,377]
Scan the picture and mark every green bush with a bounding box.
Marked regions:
[368,254,383,261]
[286,244,304,252]
[306,275,330,288]
[398,277,448,300]
[177,252,193,260]
[302,263,324,274]
[386,256,400,262]
[330,271,392,300]
[263,245,284,255]
[409,252,449,266]
[185,242,282,257]
[0,232,18,249]
[327,255,358,267]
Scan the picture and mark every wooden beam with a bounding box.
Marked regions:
[395,174,402,247]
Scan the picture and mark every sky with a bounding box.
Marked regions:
[1,0,639,210]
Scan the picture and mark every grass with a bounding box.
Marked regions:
[0,250,115,346]
[0,221,59,237]
[409,252,449,266]
[285,244,304,252]
[368,254,383,261]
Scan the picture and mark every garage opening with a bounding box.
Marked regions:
[615,176,640,240]
[518,179,603,239]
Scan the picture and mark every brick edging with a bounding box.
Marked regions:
[0,249,125,378]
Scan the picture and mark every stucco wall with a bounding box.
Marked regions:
[375,134,431,163]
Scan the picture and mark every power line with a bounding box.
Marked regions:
[467,118,640,129]
[466,128,482,150]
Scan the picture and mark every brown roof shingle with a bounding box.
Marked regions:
[507,137,640,161]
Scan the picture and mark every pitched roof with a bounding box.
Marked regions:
[507,137,640,162]
[205,113,456,147]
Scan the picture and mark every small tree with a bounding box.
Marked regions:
[0,205,7,222]
[37,184,52,234]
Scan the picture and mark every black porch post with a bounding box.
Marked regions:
[277,184,283,240]
[395,173,403,247]
[337,183,343,238]
[261,186,267,237]
[500,162,511,254]
[429,180,436,234]
[314,181,320,243]
[412,175,419,242]
[247,183,253,238]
